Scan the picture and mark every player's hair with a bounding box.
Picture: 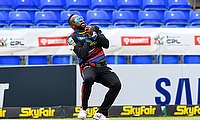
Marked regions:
[68,14,75,26]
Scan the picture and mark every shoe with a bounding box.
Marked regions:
[93,112,109,120]
[77,109,87,119]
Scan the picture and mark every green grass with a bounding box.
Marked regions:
[5,116,200,120]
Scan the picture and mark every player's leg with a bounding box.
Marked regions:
[94,67,121,119]
[78,67,97,119]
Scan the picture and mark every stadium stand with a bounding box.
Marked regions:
[163,0,169,6]
[28,55,49,65]
[116,0,142,21]
[117,0,142,11]
[164,11,189,27]
[0,0,14,10]
[8,11,34,28]
[65,0,90,10]
[106,55,116,64]
[65,0,91,21]
[138,11,163,27]
[91,0,116,20]
[158,55,180,64]
[40,0,65,11]
[13,0,39,22]
[14,0,39,10]
[106,55,127,64]
[142,0,167,21]
[183,55,200,64]
[40,0,65,21]
[189,10,200,27]
[51,55,71,64]
[34,11,60,27]
[112,10,138,27]
[0,0,194,28]
[60,11,81,27]
[0,12,8,28]
[0,56,21,65]
[131,55,154,64]
[168,0,191,10]
[167,0,191,20]
[91,0,116,10]
[30,26,49,28]
[117,55,128,64]
[86,10,112,27]
[0,0,14,22]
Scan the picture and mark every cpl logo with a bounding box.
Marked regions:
[9,38,25,46]
[0,38,7,47]
[166,36,181,44]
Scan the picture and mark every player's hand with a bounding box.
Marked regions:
[85,26,94,39]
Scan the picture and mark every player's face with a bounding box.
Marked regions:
[70,15,86,31]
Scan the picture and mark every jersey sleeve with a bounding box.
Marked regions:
[68,36,76,51]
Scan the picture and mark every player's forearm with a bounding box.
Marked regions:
[74,42,90,59]
[96,35,109,49]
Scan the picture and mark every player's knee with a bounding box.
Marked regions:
[113,80,121,91]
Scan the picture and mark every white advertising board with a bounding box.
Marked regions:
[0,28,200,55]
[76,65,200,106]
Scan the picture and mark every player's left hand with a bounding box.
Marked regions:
[85,26,94,39]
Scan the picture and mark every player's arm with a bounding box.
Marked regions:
[85,26,109,49]
[68,36,90,59]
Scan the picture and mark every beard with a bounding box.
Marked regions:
[77,23,86,30]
